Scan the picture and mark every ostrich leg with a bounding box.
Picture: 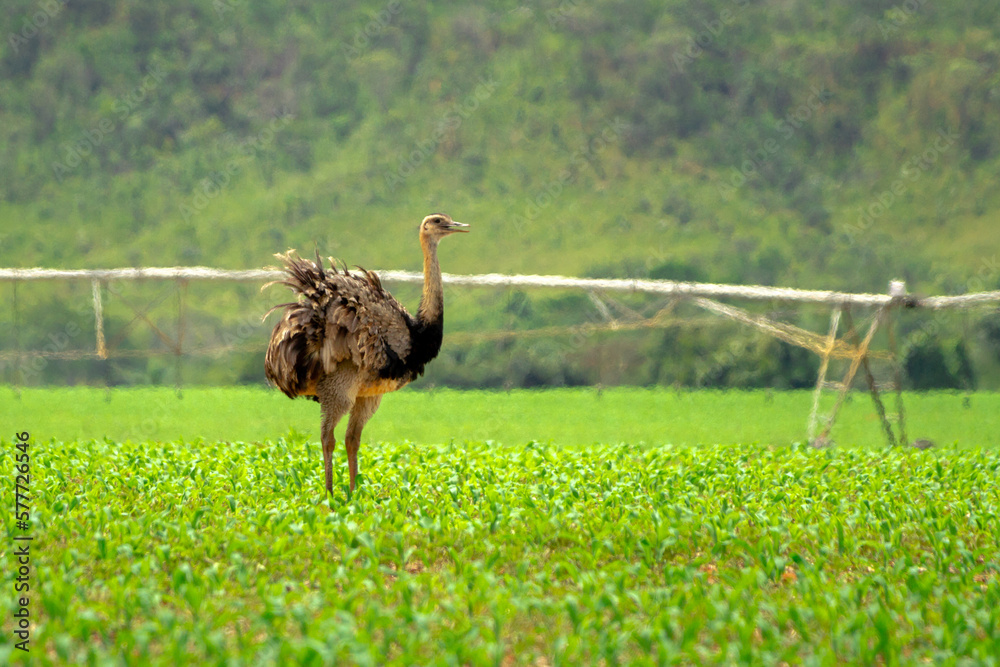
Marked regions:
[319,398,351,494]
[344,396,383,491]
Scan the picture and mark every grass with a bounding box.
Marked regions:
[2,388,999,664]
[1,436,998,665]
[4,386,1000,447]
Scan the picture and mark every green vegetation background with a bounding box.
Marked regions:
[1,0,999,388]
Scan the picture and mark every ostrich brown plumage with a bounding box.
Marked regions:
[264,213,469,494]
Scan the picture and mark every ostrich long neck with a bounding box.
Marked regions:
[416,235,444,326]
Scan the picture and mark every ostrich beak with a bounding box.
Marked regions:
[445,221,470,233]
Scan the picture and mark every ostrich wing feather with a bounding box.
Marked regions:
[264,251,413,398]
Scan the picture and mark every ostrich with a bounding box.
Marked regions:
[264,213,469,494]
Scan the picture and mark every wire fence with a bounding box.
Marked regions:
[2,266,999,445]
[1,266,997,364]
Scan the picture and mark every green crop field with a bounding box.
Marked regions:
[5,386,1000,448]
[2,388,999,665]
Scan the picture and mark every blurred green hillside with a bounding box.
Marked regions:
[1,0,999,388]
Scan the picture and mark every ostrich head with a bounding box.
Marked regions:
[420,213,470,241]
